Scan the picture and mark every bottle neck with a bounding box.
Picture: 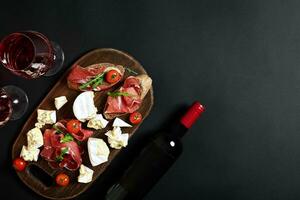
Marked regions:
[168,122,188,139]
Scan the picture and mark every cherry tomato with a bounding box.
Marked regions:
[66,120,81,134]
[129,112,142,124]
[105,70,121,83]
[56,173,70,187]
[13,157,27,171]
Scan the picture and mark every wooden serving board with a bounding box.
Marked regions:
[12,48,154,199]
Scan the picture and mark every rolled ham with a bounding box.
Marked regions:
[40,129,82,171]
[104,74,152,119]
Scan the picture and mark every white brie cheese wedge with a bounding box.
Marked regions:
[113,117,132,127]
[87,114,109,130]
[20,146,40,162]
[54,96,68,110]
[78,164,94,183]
[88,138,110,166]
[27,127,43,149]
[73,91,97,122]
[105,127,129,149]
[37,109,56,125]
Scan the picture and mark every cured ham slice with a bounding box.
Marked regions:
[40,128,82,171]
[67,63,125,91]
[104,74,152,119]
[55,120,94,141]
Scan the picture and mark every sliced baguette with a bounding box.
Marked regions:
[67,63,125,91]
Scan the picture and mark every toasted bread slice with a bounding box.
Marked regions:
[104,74,152,119]
[67,63,125,91]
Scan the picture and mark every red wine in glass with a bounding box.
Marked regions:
[0,85,28,127]
[0,31,64,79]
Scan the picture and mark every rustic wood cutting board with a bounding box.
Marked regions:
[12,48,154,199]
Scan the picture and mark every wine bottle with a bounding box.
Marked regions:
[105,101,205,200]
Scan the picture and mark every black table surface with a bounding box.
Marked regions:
[1,0,300,199]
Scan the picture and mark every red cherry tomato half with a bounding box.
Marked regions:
[13,157,27,171]
[66,120,81,134]
[105,70,121,84]
[56,173,70,187]
[129,112,143,124]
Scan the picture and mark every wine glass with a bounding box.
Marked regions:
[0,85,28,127]
[0,31,64,79]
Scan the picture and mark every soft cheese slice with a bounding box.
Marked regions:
[88,138,110,166]
[87,114,109,130]
[20,146,40,162]
[54,96,68,110]
[78,164,94,183]
[107,133,129,149]
[27,127,43,149]
[105,127,129,149]
[112,117,132,128]
[73,91,97,122]
[37,109,56,125]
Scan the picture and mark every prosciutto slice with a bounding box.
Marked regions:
[40,128,82,171]
[55,120,94,141]
[67,63,125,91]
[104,76,143,116]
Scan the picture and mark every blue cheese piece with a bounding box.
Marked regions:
[37,109,56,125]
[20,146,40,162]
[27,127,43,149]
[35,122,45,129]
[105,127,129,149]
[112,117,132,128]
[87,114,109,130]
[54,96,68,110]
[88,138,110,166]
[78,164,94,183]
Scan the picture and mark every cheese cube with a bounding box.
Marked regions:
[20,146,40,162]
[54,96,68,110]
[27,127,43,149]
[105,127,129,149]
[37,109,56,125]
[87,114,109,130]
[35,122,45,129]
[78,164,94,183]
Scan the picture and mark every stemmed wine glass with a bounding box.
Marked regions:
[0,31,64,78]
[0,31,64,125]
[0,85,28,127]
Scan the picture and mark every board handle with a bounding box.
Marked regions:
[27,163,54,188]
[18,163,82,199]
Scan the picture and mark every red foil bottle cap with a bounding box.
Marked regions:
[180,101,205,128]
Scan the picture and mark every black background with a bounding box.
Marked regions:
[1,0,299,199]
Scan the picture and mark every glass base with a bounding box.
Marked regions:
[3,85,28,120]
[44,41,64,76]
